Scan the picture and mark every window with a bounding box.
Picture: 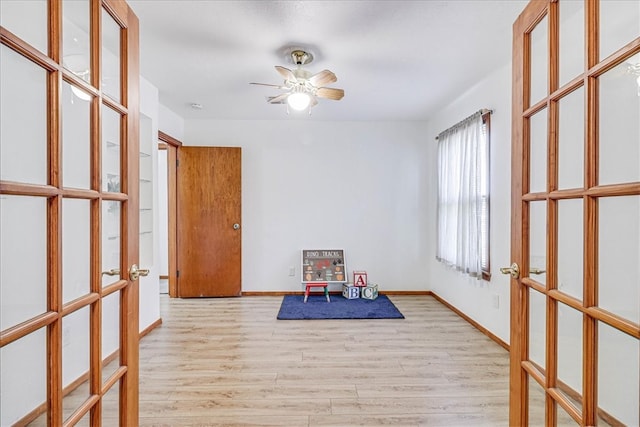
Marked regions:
[436,110,491,280]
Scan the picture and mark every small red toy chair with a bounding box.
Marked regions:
[304,282,330,303]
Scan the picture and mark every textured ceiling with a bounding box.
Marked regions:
[127,0,528,121]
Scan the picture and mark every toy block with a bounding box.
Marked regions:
[353,271,367,287]
[361,284,379,300]
[342,284,360,299]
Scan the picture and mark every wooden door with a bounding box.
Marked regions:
[509,0,639,425]
[0,0,140,425]
[177,147,242,297]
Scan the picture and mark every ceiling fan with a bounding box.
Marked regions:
[250,49,345,113]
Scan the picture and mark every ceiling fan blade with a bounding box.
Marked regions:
[275,66,296,82]
[308,70,337,87]
[250,82,287,89]
[309,96,318,108]
[267,93,289,104]
[316,87,344,101]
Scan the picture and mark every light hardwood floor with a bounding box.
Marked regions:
[137,295,512,426]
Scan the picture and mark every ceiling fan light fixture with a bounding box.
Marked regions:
[71,85,91,101]
[287,92,311,111]
[250,47,343,114]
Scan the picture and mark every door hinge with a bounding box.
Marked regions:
[177,270,180,278]
[176,159,179,167]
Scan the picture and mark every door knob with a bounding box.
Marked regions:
[500,262,520,279]
[129,264,150,281]
[529,267,546,275]
[101,268,120,277]
[233,223,240,230]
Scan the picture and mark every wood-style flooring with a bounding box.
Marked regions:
[137,295,512,426]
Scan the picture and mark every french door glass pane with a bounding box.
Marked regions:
[528,375,546,426]
[530,15,548,106]
[75,412,90,427]
[599,0,640,61]
[102,201,121,288]
[0,327,47,426]
[102,381,120,425]
[530,108,548,194]
[529,201,547,287]
[102,104,121,192]
[62,198,90,304]
[557,302,583,413]
[597,321,640,426]
[101,9,121,103]
[0,0,48,54]
[529,288,546,371]
[62,306,90,421]
[62,0,91,85]
[558,406,579,426]
[102,290,121,381]
[0,45,48,185]
[62,81,91,189]
[598,52,640,186]
[557,87,584,190]
[598,195,640,324]
[559,0,584,87]
[0,195,47,331]
[557,198,583,301]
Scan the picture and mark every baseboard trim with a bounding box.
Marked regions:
[241,290,433,296]
[13,401,47,427]
[14,350,120,426]
[140,318,162,339]
[383,290,432,295]
[429,292,509,351]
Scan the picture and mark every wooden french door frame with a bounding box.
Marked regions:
[510,0,640,426]
[158,131,181,298]
[0,0,140,425]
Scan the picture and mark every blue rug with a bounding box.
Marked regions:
[277,294,405,320]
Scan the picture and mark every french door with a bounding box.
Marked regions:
[509,0,639,425]
[0,0,140,425]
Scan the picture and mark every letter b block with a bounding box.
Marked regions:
[342,284,360,299]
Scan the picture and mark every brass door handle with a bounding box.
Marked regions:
[129,264,150,281]
[530,268,546,275]
[101,268,120,276]
[500,262,520,279]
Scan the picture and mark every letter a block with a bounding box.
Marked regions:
[342,284,360,299]
[353,271,367,287]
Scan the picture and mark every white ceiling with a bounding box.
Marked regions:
[127,0,528,121]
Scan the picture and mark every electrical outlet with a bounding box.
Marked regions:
[288,266,295,276]
[492,294,500,309]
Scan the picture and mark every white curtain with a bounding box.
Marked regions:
[436,111,488,279]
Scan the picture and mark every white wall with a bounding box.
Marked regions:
[185,119,430,293]
[159,104,185,141]
[424,62,513,344]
